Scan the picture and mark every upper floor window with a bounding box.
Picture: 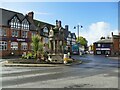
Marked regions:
[22,31,28,38]
[0,28,6,36]
[12,30,18,37]
[0,41,7,51]
[72,35,75,39]
[43,27,48,33]
[68,33,71,38]
[21,19,29,30]
[10,16,20,29]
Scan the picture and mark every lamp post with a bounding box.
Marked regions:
[74,25,83,42]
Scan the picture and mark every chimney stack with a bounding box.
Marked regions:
[56,20,58,27]
[28,11,34,20]
[58,21,61,27]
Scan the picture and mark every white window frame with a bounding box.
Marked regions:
[11,42,18,50]
[0,41,7,51]
[12,30,18,37]
[21,19,29,30]
[10,16,21,29]
[21,42,27,50]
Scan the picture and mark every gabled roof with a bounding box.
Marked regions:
[34,19,55,29]
[0,8,25,26]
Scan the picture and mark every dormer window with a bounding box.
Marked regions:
[43,27,48,33]
[73,35,75,39]
[43,27,48,36]
[68,33,71,38]
[10,16,20,29]
[21,19,29,30]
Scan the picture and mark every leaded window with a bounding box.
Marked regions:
[0,41,7,50]
[10,16,20,29]
[11,42,18,50]
[12,30,18,37]
[21,42,27,50]
[21,19,29,30]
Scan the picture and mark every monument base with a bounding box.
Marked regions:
[48,54,64,63]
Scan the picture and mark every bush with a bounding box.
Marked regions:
[22,52,35,59]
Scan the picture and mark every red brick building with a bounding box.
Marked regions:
[111,32,120,55]
[0,8,32,57]
[0,8,76,58]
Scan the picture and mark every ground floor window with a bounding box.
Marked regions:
[11,42,18,50]
[96,51,101,55]
[21,42,27,50]
[0,41,7,50]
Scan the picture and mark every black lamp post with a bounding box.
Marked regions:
[74,25,83,41]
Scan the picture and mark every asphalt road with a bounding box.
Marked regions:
[1,55,119,88]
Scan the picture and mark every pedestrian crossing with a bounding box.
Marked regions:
[1,64,118,88]
[2,66,76,88]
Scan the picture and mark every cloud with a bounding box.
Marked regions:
[78,21,118,46]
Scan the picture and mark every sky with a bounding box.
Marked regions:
[0,2,119,45]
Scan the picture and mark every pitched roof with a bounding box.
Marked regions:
[112,35,120,39]
[94,38,113,44]
[0,8,25,26]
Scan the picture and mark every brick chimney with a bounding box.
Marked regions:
[56,20,58,27]
[58,20,61,27]
[28,11,34,20]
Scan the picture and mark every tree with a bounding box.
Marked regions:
[77,36,88,46]
[32,35,43,60]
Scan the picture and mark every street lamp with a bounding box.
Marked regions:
[74,25,83,41]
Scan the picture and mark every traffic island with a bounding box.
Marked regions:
[2,58,83,67]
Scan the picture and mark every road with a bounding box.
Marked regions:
[1,55,119,88]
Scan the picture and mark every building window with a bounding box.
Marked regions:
[43,27,48,36]
[21,19,29,30]
[97,44,101,47]
[12,30,18,37]
[21,42,27,50]
[68,33,71,38]
[22,31,28,38]
[10,16,20,29]
[0,28,6,36]
[0,41,7,51]
[96,51,101,54]
[43,27,48,33]
[11,42,18,50]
